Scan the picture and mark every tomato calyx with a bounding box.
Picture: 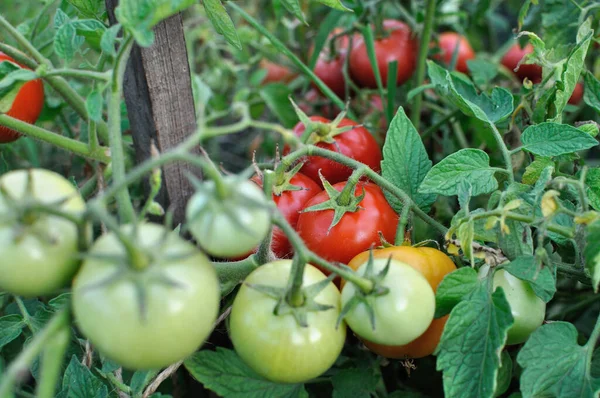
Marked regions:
[337,251,391,329]
[301,172,365,232]
[272,162,310,196]
[290,99,354,145]
[245,269,337,328]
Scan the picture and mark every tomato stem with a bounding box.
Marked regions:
[108,34,136,223]
[0,309,70,397]
[256,170,276,264]
[287,255,307,307]
[409,0,437,130]
[395,204,412,246]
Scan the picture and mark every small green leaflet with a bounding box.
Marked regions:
[522,157,554,185]
[502,255,556,302]
[419,149,500,197]
[66,0,104,18]
[332,368,379,398]
[434,267,479,318]
[436,284,513,398]
[497,219,533,260]
[184,348,308,398]
[466,59,498,87]
[279,0,306,24]
[458,219,475,264]
[85,90,104,122]
[517,322,600,398]
[585,168,600,212]
[60,355,109,398]
[204,0,242,50]
[496,351,513,398]
[550,19,593,123]
[584,72,600,114]
[382,107,436,212]
[316,0,352,12]
[541,0,580,48]
[520,123,598,157]
[100,24,121,56]
[584,220,600,292]
[427,61,514,124]
[0,315,25,351]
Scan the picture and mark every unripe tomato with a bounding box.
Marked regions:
[260,59,297,84]
[0,52,45,143]
[433,32,475,74]
[229,260,346,383]
[73,223,220,370]
[568,82,584,105]
[341,258,435,346]
[186,177,271,258]
[490,268,546,345]
[346,246,456,358]
[290,116,382,186]
[349,20,418,88]
[297,182,398,267]
[0,169,86,297]
[500,43,542,83]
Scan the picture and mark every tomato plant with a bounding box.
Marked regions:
[229,260,346,383]
[341,257,436,345]
[297,181,398,266]
[0,52,44,143]
[433,32,475,74]
[346,245,456,358]
[349,20,418,88]
[290,115,382,185]
[0,169,86,297]
[73,223,220,370]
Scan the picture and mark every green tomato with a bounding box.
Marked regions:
[341,258,435,346]
[492,269,545,345]
[229,260,346,383]
[186,177,271,258]
[72,223,220,370]
[0,169,86,297]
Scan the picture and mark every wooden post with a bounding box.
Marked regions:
[105,1,198,225]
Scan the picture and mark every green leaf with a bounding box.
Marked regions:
[203,0,242,50]
[85,90,103,122]
[458,219,475,264]
[382,107,436,212]
[435,267,479,318]
[436,284,513,398]
[522,157,554,185]
[495,351,513,398]
[520,123,598,157]
[66,0,104,18]
[550,20,593,122]
[419,149,499,197]
[0,315,25,351]
[259,84,297,128]
[503,256,556,302]
[497,220,533,260]
[331,368,379,398]
[467,59,499,87]
[541,0,580,48]
[578,123,599,138]
[130,370,156,395]
[60,355,109,398]
[584,72,600,114]
[279,0,306,24]
[586,168,600,211]
[184,348,308,398]
[54,24,84,63]
[585,221,600,292]
[316,0,352,11]
[100,24,120,56]
[427,61,514,124]
[517,322,600,398]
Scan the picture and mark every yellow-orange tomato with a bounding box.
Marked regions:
[346,246,456,359]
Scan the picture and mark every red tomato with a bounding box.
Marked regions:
[313,55,346,98]
[255,173,322,258]
[433,32,475,74]
[0,52,44,143]
[296,182,398,267]
[349,20,418,88]
[260,59,297,84]
[289,116,382,186]
[500,43,542,83]
[568,82,584,105]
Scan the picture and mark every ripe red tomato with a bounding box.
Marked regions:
[289,116,382,186]
[568,82,584,105]
[349,20,418,88]
[346,246,457,358]
[433,32,475,74]
[260,59,297,84]
[500,43,542,83]
[313,55,346,98]
[0,52,44,143]
[296,182,398,267]
[252,172,322,258]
